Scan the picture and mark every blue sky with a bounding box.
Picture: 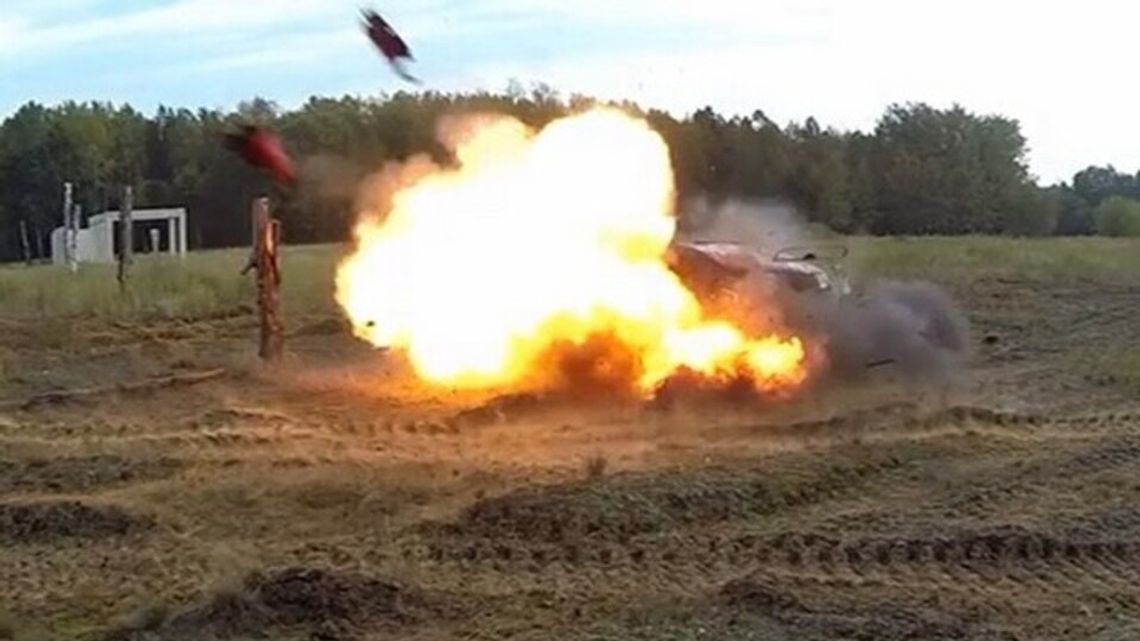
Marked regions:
[2,0,1138,184]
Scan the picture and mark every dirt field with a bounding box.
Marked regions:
[2,237,1139,641]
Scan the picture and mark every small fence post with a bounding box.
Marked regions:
[19,220,31,265]
[118,185,133,291]
[69,203,82,272]
[62,182,73,270]
[243,197,283,361]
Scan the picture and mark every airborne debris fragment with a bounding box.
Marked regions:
[224,125,296,186]
[361,7,420,84]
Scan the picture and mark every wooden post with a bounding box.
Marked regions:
[118,186,133,290]
[33,224,44,262]
[244,197,283,361]
[18,220,31,265]
[70,203,82,271]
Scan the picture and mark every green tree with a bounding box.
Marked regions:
[1094,196,1140,237]
[0,92,1136,262]
[1001,185,1060,237]
[723,113,793,199]
[0,103,59,259]
[869,102,1031,234]
[1050,185,1094,235]
[1072,165,1138,207]
[785,119,854,231]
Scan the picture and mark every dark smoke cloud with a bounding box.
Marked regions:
[676,198,971,389]
[783,281,970,384]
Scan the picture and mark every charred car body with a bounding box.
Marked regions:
[665,240,851,305]
[666,239,969,379]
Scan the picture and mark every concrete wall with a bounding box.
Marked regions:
[51,208,188,264]
[50,228,65,265]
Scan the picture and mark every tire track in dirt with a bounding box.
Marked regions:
[718,526,1140,631]
[405,446,913,579]
[757,528,1140,584]
[432,450,907,543]
[1065,505,1140,542]
[718,574,996,641]
[941,430,1140,521]
[725,402,1140,449]
[797,412,1140,544]
[0,499,156,544]
[1053,287,1140,337]
[404,519,1140,618]
[0,455,183,494]
[0,427,342,455]
[405,407,1140,588]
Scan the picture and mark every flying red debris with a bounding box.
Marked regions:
[225,125,296,186]
[361,8,419,84]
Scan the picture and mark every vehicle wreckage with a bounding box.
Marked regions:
[665,239,965,372]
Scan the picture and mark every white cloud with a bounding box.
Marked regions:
[4,0,1138,182]
[186,28,360,73]
[450,0,1140,183]
[0,0,334,55]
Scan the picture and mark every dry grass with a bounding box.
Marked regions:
[2,237,1137,324]
[0,244,345,320]
[848,236,1140,285]
[0,612,15,641]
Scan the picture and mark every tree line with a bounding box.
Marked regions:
[2,87,1139,263]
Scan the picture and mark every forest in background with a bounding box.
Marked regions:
[2,84,1139,262]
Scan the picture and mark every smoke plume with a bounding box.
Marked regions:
[676,198,970,389]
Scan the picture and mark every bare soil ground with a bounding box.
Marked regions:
[2,242,1140,640]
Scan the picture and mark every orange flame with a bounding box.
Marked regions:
[335,108,807,396]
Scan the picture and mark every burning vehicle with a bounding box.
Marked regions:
[665,238,968,378]
[665,239,851,307]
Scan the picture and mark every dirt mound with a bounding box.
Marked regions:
[108,566,436,641]
[439,454,903,544]
[0,455,182,493]
[447,392,551,428]
[0,500,155,543]
[448,477,777,543]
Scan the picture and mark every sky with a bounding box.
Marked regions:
[1,0,1138,185]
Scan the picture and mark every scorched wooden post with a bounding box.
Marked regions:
[244,197,283,361]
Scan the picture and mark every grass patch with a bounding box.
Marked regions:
[0,244,344,320]
[0,611,14,641]
[848,236,1140,285]
[1,237,1137,322]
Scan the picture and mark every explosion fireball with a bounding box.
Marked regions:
[335,108,807,396]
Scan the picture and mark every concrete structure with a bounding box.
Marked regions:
[51,208,187,265]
